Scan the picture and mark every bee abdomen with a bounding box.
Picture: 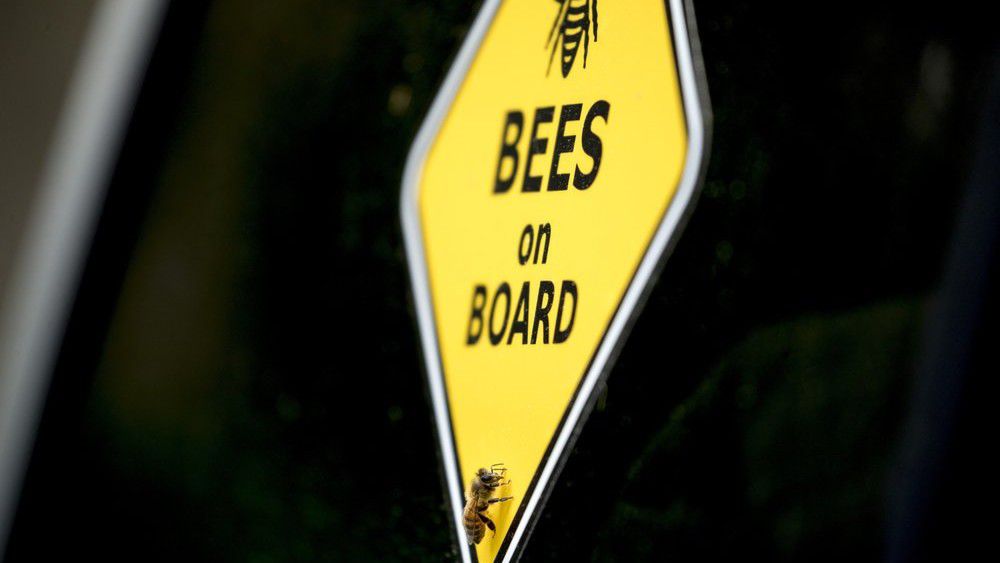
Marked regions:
[463,512,484,544]
[558,1,593,77]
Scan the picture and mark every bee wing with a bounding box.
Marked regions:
[547,0,570,48]
[591,0,598,40]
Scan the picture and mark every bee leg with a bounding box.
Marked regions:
[478,513,496,535]
[487,496,513,505]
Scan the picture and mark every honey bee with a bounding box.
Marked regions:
[463,464,513,545]
[547,0,599,78]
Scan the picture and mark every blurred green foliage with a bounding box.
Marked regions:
[595,300,919,561]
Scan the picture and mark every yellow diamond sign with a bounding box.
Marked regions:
[401,0,709,560]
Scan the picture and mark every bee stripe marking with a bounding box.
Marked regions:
[547,0,597,78]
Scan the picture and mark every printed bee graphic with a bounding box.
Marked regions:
[547,0,599,78]
[463,464,513,545]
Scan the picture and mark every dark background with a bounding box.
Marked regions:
[5,1,997,561]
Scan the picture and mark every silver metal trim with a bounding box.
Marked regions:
[400,1,504,559]
[0,0,167,554]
